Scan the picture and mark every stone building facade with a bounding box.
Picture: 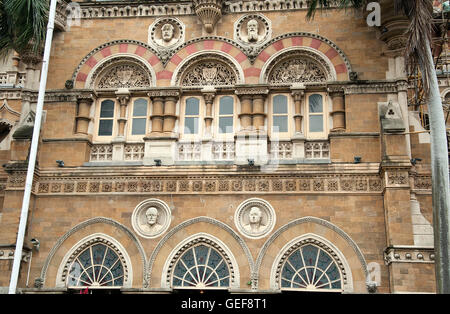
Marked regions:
[0,0,445,294]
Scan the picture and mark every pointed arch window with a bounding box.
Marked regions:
[171,244,231,289]
[66,242,125,288]
[280,243,343,291]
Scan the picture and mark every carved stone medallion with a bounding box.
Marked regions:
[131,198,171,239]
[234,198,276,239]
[148,17,184,62]
[234,14,271,46]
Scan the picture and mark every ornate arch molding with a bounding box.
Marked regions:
[171,51,245,87]
[161,233,240,289]
[39,217,147,288]
[55,233,133,288]
[260,47,337,84]
[258,32,352,73]
[255,216,368,290]
[269,233,353,292]
[87,55,155,90]
[71,40,160,89]
[147,216,254,288]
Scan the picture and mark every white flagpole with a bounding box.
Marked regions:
[8,0,58,294]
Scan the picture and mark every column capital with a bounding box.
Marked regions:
[115,88,131,106]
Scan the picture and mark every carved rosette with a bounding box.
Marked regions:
[193,0,224,33]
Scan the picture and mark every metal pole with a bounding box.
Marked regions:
[423,37,450,294]
[8,0,58,294]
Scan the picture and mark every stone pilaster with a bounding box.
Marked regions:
[328,87,346,132]
[75,92,95,135]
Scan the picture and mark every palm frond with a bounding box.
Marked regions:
[0,0,48,57]
[396,0,434,94]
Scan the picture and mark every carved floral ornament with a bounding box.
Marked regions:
[264,50,335,85]
[90,57,154,90]
[177,55,240,87]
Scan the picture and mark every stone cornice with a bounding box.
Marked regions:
[75,0,341,19]
[384,246,435,265]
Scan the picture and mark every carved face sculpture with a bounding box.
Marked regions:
[247,19,259,42]
[248,207,262,224]
[145,207,158,226]
[161,23,174,42]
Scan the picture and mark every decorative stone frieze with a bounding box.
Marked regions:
[384,246,435,265]
[34,174,383,195]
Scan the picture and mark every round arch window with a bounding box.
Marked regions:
[67,242,125,287]
[280,243,343,291]
[171,244,231,289]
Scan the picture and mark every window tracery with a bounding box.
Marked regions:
[167,237,235,290]
[276,239,345,292]
[62,237,129,288]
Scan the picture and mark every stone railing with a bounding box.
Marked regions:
[90,144,113,162]
[89,140,330,163]
[304,141,330,159]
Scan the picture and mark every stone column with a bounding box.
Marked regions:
[238,94,253,131]
[149,96,164,135]
[163,96,178,134]
[291,85,305,135]
[75,93,95,135]
[115,89,130,138]
[328,87,345,132]
[202,88,216,138]
[252,94,266,131]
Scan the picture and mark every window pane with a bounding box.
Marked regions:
[219,116,233,133]
[273,95,288,114]
[185,97,199,115]
[100,100,115,118]
[309,94,323,113]
[273,115,288,132]
[309,115,323,132]
[98,119,113,136]
[133,98,148,116]
[132,118,146,135]
[184,117,198,134]
[219,96,234,115]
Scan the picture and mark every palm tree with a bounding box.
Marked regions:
[0,0,49,59]
[306,0,450,293]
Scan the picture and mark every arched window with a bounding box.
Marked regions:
[279,243,343,291]
[66,241,126,288]
[171,244,231,289]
